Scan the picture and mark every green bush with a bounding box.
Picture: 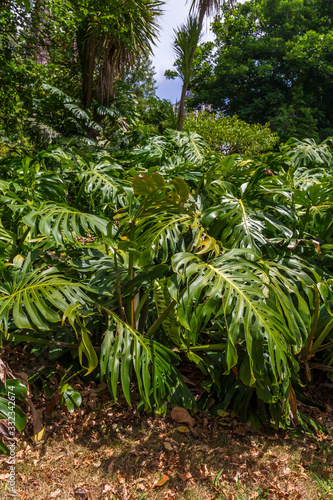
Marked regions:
[184,111,279,155]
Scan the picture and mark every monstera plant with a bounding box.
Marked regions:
[0,133,332,429]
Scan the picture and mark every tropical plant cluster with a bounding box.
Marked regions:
[0,132,332,444]
[0,0,172,145]
[1,0,333,456]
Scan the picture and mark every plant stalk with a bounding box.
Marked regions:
[114,249,127,322]
[145,299,177,338]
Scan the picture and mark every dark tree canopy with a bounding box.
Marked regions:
[190,0,333,141]
[0,0,166,143]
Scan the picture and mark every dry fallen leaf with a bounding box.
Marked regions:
[0,420,10,438]
[321,469,331,478]
[179,472,192,482]
[153,474,170,488]
[0,359,8,386]
[199,464,211,480]
[233,426,247,435]
[45,390,61,416]
[163,490,176,500]
[164,442,173,451]
[74,487,93,499]
[49,489,62,498]
[101,483,113,494]
[171,407,195,427]
[281,467,291,476]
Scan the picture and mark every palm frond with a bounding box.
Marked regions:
[172,15,203,84]
[189,0,236,19]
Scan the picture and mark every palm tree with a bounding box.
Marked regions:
[173,0,236,131]
[172,16,203,131]
[189,0,233,26]
[96,0,163,104]
[75,0,163,108]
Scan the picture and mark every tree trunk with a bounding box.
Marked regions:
[96,46,117,104]
[32,0,50,65]
[77,26,96,109]
[177,82,188,131]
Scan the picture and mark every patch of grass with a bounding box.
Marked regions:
[312,473,333,499]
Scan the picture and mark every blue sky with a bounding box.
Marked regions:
[151,0,215,103]
[151,0,246,103]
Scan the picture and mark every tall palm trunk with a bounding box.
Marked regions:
[177,82,188,131]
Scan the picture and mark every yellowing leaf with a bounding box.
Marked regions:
[217,409,229,417]
[13,255,25,268]
[176,425,190,434]
[31,426,46,442]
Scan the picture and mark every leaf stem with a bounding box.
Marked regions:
[135,288,151,322]
[126,221,136,327]
[178,343,227,352]
[301,286,319,359]
[9,227,30,263]
[145,299,177,338]
[114,249,127,322]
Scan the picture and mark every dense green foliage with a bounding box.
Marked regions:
[0,0,166,146]
[190,0,333,141]
[0,133,332,430]
[0,0,333,447]
[184,111,279,154]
